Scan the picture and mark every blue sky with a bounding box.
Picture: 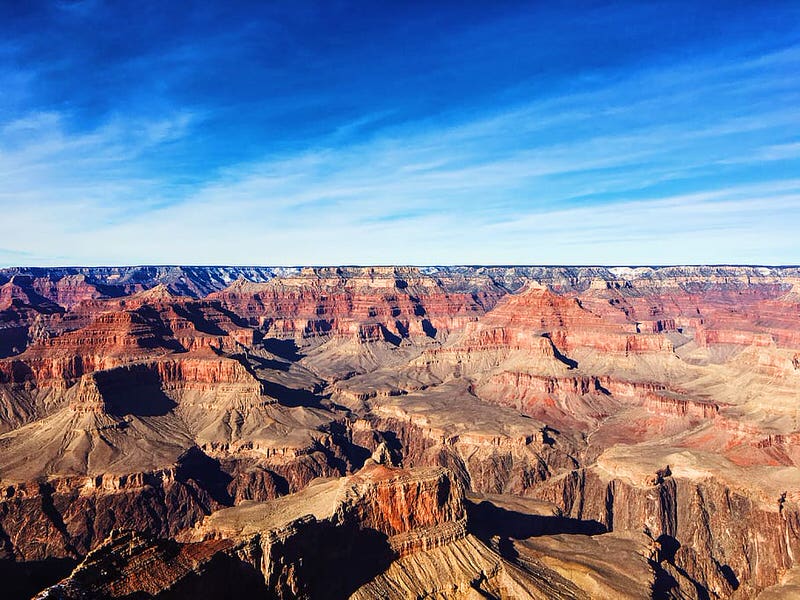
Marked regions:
[1,1,799,266]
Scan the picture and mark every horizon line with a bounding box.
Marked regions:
[2,263,800,270]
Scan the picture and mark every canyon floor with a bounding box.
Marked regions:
[1,265,799,599]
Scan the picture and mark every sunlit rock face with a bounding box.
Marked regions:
[2,265,800,599]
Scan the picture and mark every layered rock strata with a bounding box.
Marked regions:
[0,265,798,598]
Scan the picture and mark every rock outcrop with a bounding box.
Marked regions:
[37,465,485,599]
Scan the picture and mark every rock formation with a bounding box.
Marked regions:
[0,265,799,598]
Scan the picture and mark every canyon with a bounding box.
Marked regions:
[0,265,799,599]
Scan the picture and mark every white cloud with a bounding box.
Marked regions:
[1,41,799,266]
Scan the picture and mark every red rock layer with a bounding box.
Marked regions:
[208,267,505,342]
[450,285,673,359]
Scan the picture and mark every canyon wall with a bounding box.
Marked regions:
[1,265,799,598]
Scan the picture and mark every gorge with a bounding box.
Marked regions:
[0,265,799,599]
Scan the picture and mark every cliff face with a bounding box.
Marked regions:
[526,462,800,598]
[206,266,506,344]
[1,265,800,598]
[38,463,677,600]
[37,465,476,599]
[0,467,216,564]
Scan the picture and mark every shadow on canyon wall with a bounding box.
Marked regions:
[0,557,78,600]
[467,499,606,552]
[95,365,177,417]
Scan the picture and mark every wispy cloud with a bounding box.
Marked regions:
[0,3,798,266]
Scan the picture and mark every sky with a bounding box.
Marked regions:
[1,1,799,266]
